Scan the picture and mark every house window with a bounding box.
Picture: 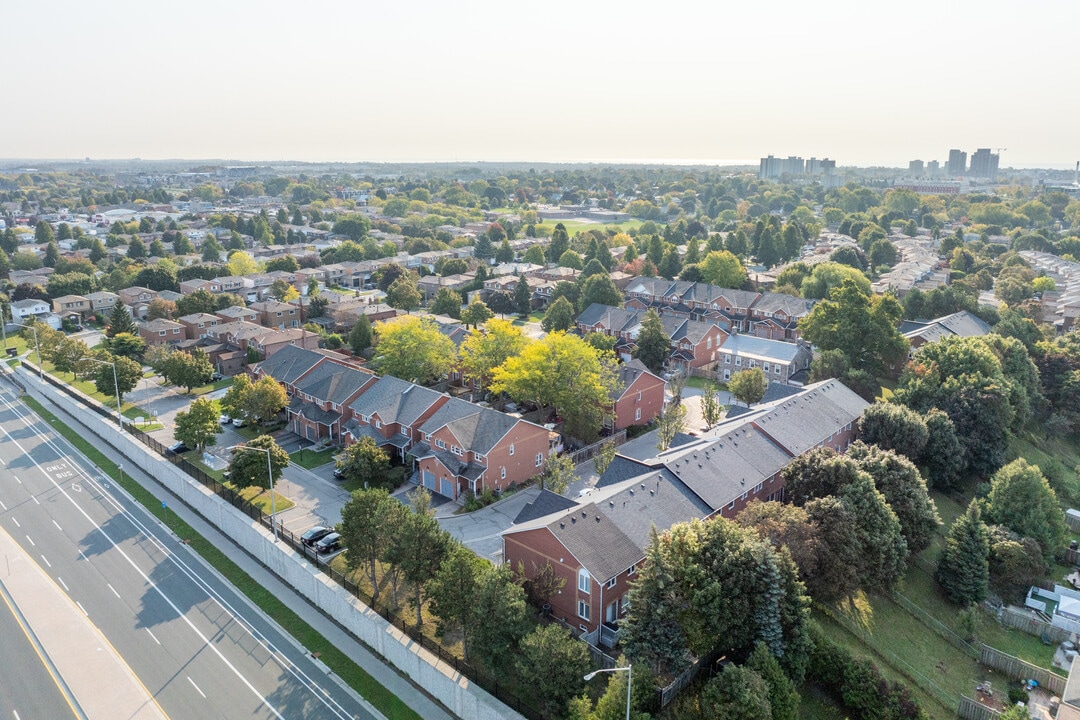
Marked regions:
[621,597,630,613]
[500,466,506,479]
[763,363,770,373]
[577,600,591,621]
[635,408,641,421]
[754,482,764,494]
[725,355,731,364]
[775,365,782,375]
[475,454,485,463]
[509,443,515,456]
[735,356,742,366]
[707,337,712,349]
[451,445,463,456]
[158,331,165,336]
[636,390,642,402]
[627,566,636,576]
[375,420,382,429]
[578,569,591,593]
[535,453,543,467]
[435,438,446,449]
[605,577,616,590]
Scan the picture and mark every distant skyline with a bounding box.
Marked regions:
[4,0,1077,169]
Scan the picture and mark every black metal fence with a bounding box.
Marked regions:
[25,363,550,719]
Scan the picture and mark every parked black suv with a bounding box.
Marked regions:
[301,526,332,547]
[314,532,342,555]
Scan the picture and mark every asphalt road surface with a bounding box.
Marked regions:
[0,381,378,720]
[0,578,80,719]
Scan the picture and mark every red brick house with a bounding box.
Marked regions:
[342,376,449,462]
[747,292,817,342]
[287,362,377,443]
[606,360,665,432]
[139,318,185,346]
[575,303,727,371]
[503,378,868,645]
[411,397,550,500]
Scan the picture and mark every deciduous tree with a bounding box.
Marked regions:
[428,544,487,658]
[984,459,1065,560]
[799,279,907,375]
[515,625,590,718]
[699,250,748,288]
[228,435,290,490]
[857,402,929,461]
[729,367,767,407]
[458,318,528,397]
[656,403,687,451]
[430,287,463,318]
[336,436,391,490]
[174,398,223,452]
[386,273,421,313]
[540,295,575,332]
[371,316,457,384]
[339,489,396,603]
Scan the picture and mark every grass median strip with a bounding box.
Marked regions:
[22,396,422,720]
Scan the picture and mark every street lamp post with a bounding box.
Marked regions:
[228,444,278,542]
[10,321,43,380]
[583,664,632,720]
[82,356,123,431]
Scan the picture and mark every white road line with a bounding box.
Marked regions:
[76,601,88,616]
[13,476,19,484]
[107,583,121,599]
[146,628,160,645]
[0,499,6,510]
[3,384,357,720]
[31,494,39,505]
[14,709,21,719]
[24,535,33,547]
[57,576,69,592]
[11,518,19,528]
[78,550,87,561]
[40,555,50,568]
[0,405,289,720]
[187,676,206,699]
[52,519,62,532]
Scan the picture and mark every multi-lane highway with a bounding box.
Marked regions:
[0,380,378,720]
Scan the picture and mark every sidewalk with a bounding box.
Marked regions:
[16,367,456,720]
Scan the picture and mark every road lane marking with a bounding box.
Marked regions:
[0,410,289,720]
[146,628,160,645]
[107,583,121,599]
[57,577,69,592]
[52,520,62,532]
[2,385,358,720]
[0,499,6,510]
[40,555,50,568]
[78,550,87,561]
[14,476,20,483]
[25,534,33,546]
[31,494,39,505]
[76,601,87,616]
[11,518,19,528]
[187,676,206,699]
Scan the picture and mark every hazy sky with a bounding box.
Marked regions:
[4,0,1077,167]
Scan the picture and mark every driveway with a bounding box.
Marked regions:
[436,487,540,562]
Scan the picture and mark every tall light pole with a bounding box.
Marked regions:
[11,321,43,380]
[583,664,632,720]
[228,444,278,542]
[82,356,122,431]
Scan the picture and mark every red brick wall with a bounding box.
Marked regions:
[612,373,665,430]
[478,421,549,492]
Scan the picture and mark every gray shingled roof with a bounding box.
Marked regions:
[294,362,375,404]
[660,427,791,510]
[348,376,445,426]
[611,359,661,401]
[418,397,522,455]
[513,489,578,524]
[751,379,868,455]
[255,344,327,385]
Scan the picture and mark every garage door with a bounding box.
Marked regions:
[422,470,435,491]
[439,477,456,499]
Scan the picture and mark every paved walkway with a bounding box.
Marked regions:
[0,524,169,720]
[14,365,456,720]
[433,487,540,562]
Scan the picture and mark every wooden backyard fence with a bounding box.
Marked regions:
[978,644,1067,697]
[957,695,1001,720]
[997,606,1074,645]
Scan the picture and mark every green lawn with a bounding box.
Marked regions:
[544,218,644,236]
[191,376,235,396]
[37,359,160,427]
[291,447,337,469]
[21,397,419,720]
